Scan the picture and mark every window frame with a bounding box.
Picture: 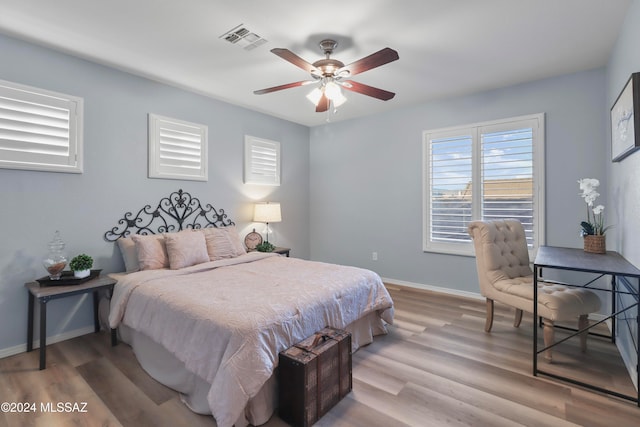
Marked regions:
[0,79,83,174]
[244,135,281,186]
[148,113,208,182]
[422,113,545,257]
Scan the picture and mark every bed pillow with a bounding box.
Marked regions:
[132,234,169,270]
[164,230,209,269]
[203,226,247,261]
[117,236,139,273]
[226,226,247,256]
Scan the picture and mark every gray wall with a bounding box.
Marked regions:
[310,68,607,292]
[0,34,310,355]
[607,0,640,267]
[605,0,640,386]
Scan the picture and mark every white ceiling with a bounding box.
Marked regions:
[0,0,631,127]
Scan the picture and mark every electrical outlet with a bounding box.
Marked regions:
[372,252,378,261]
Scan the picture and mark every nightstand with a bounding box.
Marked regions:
[273,247,291,257]
[25,275,117,370]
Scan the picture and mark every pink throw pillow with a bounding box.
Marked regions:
[202,226,246,261]
[132,234,169,270]
[164,230,209,269]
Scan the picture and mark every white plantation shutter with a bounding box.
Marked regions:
[423,114,544,255]
[428,132,473,244]
[0,80,83,173]
[481,123,535,248]
[244,135,280,186]
[148,114,208,181]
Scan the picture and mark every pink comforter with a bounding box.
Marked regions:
[109,252,394,427]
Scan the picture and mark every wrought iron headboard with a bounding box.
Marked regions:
[104,189,235,241]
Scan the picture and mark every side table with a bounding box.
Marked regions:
[273,247,291,257]
[25,275,117,370]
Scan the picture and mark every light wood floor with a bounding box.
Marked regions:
[1,285,638,427]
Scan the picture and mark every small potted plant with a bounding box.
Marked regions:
[256,241,275,253]
[578,178,611,253]
[70,253,93,278]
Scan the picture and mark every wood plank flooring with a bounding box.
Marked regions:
[1,285,638,427]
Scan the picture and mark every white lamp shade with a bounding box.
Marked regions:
[253,202,282,223]
[306,87,323,105]
[331,91,347,107]
[324,81,341,99]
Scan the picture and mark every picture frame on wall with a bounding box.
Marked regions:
[611,72,640,162]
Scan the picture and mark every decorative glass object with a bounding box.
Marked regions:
[43,231,67,280]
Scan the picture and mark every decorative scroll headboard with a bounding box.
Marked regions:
[104,189,235,241]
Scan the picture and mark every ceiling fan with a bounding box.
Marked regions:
[254,39,399,113]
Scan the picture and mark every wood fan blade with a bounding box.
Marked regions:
[341,81,395,101]
[254,81,311,95]
[316,93,329,112]
[339,47,399,77]
[271,48,320,75]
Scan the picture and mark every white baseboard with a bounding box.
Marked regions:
[383,277,611,326]
[382,277,485,301]
[0,325,95,360]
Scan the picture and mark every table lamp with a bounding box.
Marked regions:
[253,202,281,243]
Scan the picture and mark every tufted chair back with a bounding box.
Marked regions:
[468,219,532,298]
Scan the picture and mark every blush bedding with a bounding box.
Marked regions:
[108,251,394,427]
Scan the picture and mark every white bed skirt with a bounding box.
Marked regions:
[100,298,387,426]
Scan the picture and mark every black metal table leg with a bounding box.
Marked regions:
[111,328,118,346]
[533,266,538,376]
[92,291,100,333]
[39,298,47,370]
[611,275,617,344]
[27,293,34,352]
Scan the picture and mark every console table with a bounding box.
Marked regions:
[533,246,640,405]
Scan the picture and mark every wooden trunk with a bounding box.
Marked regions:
[278,327,352,427]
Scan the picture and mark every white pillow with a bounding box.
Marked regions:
[164,230,209,269]
[226,226,247,256]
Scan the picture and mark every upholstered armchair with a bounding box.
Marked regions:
[468,219,601,361]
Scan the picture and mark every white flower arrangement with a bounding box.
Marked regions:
[578,178,610,236]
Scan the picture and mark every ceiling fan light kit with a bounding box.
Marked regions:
[306,87,323,105]
[254,39,399,113]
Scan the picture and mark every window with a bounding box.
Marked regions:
[148,114,208,181]
[423,113,545,256]
[244,135,281,186]
[0,79,83,173]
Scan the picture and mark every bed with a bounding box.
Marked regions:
[103,189,394,427]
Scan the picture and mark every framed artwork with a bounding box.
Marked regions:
[611,72,640,162]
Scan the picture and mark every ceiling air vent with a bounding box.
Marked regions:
[220,24,267,51]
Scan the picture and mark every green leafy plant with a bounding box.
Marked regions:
[255,241,275,252]
[69,253,93,271]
